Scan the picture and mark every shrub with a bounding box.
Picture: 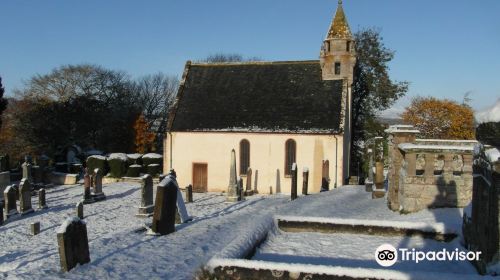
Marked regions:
[142,153,162,168]
[126,164,142,177]
[146,163,160,177]
[107,153,128,178]
[127,153,143,166]
[86,155,107,175]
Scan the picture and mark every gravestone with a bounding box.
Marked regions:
[302,167,309,195]
[275,169,281,193]
[269,186,273,194]
[4,185,17,219]
[175,179,191,223]
[137,174,154,217]
[22,159,33,183]
[57,217,90,272]
[185,184,193,203]
[253,170,259,194]
[83,169,94,204]
[291,163,298,200]
[227,149,240,202]
[31,222,40,235]
[244,168,253,196]
[92,168,106,201]
[76,201,84,219]
[38,188,48,209]
[238,177,244,201]
[19,179,34,215]
[150,171,178,235]
[0,171,10,202]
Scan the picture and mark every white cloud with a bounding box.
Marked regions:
[476,98,500,124]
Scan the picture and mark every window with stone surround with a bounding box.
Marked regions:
[335,62,341,75]
[239,139,250,175]
[285,139,296,176]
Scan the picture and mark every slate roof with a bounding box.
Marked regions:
[168,60,345,134]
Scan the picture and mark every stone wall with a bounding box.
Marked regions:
[385,125,476,212]
[463,145,500,274]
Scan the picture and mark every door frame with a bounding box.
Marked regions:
[192,162,208,192]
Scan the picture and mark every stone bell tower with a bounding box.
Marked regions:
[320,0,356,84]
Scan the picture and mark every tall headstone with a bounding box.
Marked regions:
[185,184,193,203]
[244,168,253,196]
[38,188,48,209]
[253,170,259,194]
[31,222,40,235]
[22,159,33,183]
[302,167,309,195]
[83,169,93,204]
[291,163,298,200]
[276,169,281,193]
[57,217,90,272]
[227,149,240,202]
[238,177,244,201]
[76,201,84,219]
[92,168,106,201]
[150,171,178,235]
[137,174,154,217]
[4,185,17,219]
[19,179,34,215]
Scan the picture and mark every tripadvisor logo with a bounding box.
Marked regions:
[375,244,482,267]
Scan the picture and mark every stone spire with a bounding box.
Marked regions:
[320,0,356,82]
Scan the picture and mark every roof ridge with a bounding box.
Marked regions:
[190,60,320,66]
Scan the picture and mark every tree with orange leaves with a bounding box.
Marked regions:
[402,97,475,139]
[133,114,155,153]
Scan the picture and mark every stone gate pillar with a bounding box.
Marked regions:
[385,125,420,211]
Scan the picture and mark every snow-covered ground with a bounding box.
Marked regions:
[0,183,472,279]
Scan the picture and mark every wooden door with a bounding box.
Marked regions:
[192,163,208,193]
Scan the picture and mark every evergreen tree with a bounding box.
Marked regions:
[0,77,8,129]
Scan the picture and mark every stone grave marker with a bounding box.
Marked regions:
[22,159,33,183]
[83,169,94,204]
[4,185,17,219]
[76,201,84,219]
[227,149,240,202]
[150,171,178,235]
[137,174,154,217]
[244,168,253,196]
[238,177,244,201]
[185,184,193,203]
[38,188,48,209]
[253,170,259,194]
[19,179,34,215]
[31,222,40,235]
[291,163,298,200]
[92,168,106,201]
[57,217,90,272]
[302,167,309,195]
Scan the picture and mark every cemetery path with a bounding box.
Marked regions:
[0,184,465,279]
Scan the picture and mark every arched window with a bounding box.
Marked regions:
[240,139,250,175]
[285,139,296,176]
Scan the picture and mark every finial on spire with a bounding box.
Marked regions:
[338,0,342,5]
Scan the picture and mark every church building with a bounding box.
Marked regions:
[164,1,356,193]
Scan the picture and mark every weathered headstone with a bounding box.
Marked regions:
[57,217,90,272]
[291,163,298,200]
[31,222,40,235]
[19,179,34,215]
[22,159,33,183]
[38,188,48,209]
[92,168,106,201]
[253,170,259,194]
[185,184,193,203]
[302,167,309,195]
[0,171,10,201]
[227,149,240,202]
[150,171,178,235]
[76,201,84,219]
[244,168,253,196]
[83,169,93,204]
[137,174,154,217]
[4,185,17,219]
[238,177,244,201]
[276,169,281,193]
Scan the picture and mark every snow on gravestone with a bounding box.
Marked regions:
[137,174,154,217]
[291,163,298,200]
[3,185,17,219]
[38,188,48,209]
[19,179,34,215]
[57,217,90,272]
[150,172,178,235]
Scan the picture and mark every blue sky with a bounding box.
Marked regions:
[1,0,499,115]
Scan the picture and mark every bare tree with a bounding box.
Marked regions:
[0,77,7,129]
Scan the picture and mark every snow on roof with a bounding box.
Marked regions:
[56,217,85,234]
[108,153,128,161]
[143,153,162,159]
[398,143,475,153]
[274,215,456,234]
